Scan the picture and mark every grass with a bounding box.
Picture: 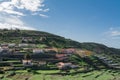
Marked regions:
[0,60,20,63]
[0,69,119,80]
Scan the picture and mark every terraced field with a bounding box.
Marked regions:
[0,69,120,80]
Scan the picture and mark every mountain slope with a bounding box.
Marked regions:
[0,29,120,69]
[0,29,82,48]
[81,42,120,55]
[0,29,120,56]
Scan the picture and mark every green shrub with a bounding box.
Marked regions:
[27,68,32,72]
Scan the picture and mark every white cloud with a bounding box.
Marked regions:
[0,0,23,16]
[0,0,46,16]
[0,0,49,30]
[102,27,120,48]
[32,8,49,16]
[0,15,24,25]
[3,9,24,16]
[110,31,120,36]
[11,0,44,12]
[105,27,120,37]
[42,8,50,12]
[39,14,48,18]
[0,23,36,30]
[0,14,36,30]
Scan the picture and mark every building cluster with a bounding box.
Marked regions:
[0,43,76,54]
[0,43,80,70]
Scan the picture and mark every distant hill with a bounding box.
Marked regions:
[0,29,81,48]
[81,42,120,55]
[0,29,120,56]
[0,29,120,69]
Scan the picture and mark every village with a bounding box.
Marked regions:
[0,43,120,80]
[0,43,81,71]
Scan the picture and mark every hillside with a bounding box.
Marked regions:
[0,29,119,62]
[0,29,120,54]
[81,42,120,55]
[0,29,120,71]
[0,29,82,48]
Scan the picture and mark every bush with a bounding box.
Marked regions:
[27,68,32,72]
[7,71,16,77]
[0,76,4,79]
[0,70,5,74]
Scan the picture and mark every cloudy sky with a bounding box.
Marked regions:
[0,0,120,48]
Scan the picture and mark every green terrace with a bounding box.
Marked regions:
[0,69,120,80]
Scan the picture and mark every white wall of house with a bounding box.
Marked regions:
[8,43,16,47]
[0,47,3,52]
[22,60,32,66]
[33,49,44,54]
[19,44,28,47]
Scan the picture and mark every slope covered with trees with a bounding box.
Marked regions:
[0,29,120,58]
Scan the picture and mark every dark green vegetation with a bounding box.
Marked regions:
[0,29,120,80]
[0,53,120,80]
[0,29,120,64]
[0,69,119,80]
[0,29,120,61]
[0,29,120,51]
[0,29,81,48]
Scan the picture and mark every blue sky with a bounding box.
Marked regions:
[0,0,120,48]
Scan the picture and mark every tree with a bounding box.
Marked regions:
[24,53,31,60]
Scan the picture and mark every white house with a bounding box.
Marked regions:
[8,43,16,47]
[0,47,3,52]
[57,62,72,69]
[19,44,29,47]
[33,49,44,54]
[57,62,79,70]
[22,60,33,66]
[0,44,9,50]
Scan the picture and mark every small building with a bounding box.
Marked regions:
[8,43,16,47]
[57,62,72,69]
[22,37,33,42]
[22,60,33,66]
[19,44,29,47]
[55,54,68,60]
[1,44,9,50]
[33,49,44,54]
[61,48,75,54]
[57,62,79,70]
[0,47,3,52]
[0,44,9,53]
